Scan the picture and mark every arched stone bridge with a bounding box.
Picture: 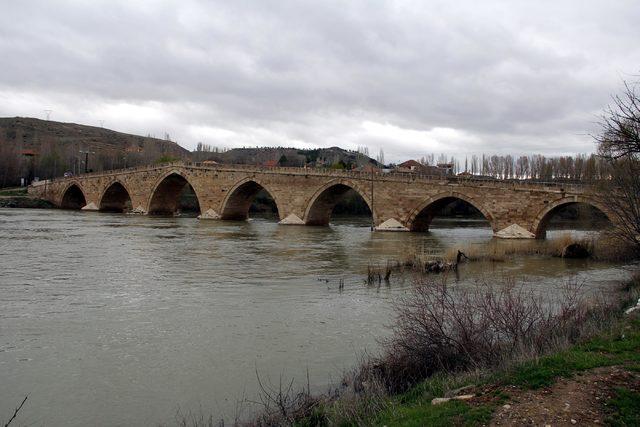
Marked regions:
[28,162,610,238]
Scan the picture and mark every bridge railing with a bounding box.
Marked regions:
[38,161,593,192]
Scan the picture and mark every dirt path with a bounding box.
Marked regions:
[490,366,639,426]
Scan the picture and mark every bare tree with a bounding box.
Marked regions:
[597,81,640,160]
[594,79,640,253]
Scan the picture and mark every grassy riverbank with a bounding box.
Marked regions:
[0,187,54,209]
[241,274,640,426]
[370,313,640,426]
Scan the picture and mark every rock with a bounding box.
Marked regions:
[431,397,451,405]
[571,419,577,424]
[494,224,535,239]
[625,297,640,314]
[562,243,590,259]
[375,218,409,231]
[130,206,146,215]
[279,213,305,225]
[197,208,221,220]
[453,394,474,401]
[503,404,512,409]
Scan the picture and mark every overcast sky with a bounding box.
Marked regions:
[1,1,639,162]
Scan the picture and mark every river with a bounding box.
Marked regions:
[0,208,634,426]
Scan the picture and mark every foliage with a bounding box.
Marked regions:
[155,155,181,165]
[605,388,640,426]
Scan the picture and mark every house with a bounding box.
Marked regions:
[395,160,450,176]
[397,159,423,172]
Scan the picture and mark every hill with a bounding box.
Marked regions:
[192,146,380,169]
[0,117,189,187]
[0,117,381,188]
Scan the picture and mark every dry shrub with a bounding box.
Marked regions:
[366,278,612,393]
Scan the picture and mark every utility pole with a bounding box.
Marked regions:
[370,166,375,231]
[79,150,95,173]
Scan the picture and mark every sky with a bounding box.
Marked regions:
[1,0,639,162]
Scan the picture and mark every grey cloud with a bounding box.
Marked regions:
[1,0,639,161]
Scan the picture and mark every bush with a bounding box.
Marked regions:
[366,278,610,393]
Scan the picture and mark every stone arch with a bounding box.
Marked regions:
[304,179,373,226]
[147,171,201,215]
[531,196,613,239]
[220,178,282,220]
[406,191,494,232]
[60,182,87,209]
[99,180,133,213]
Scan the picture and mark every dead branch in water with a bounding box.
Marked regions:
[4,395,27,427]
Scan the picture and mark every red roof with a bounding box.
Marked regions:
[398,159,422,168]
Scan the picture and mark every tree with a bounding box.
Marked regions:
[596,81,640,160]
[595,80,640,252]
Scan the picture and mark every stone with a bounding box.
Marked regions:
[625,297,640,315]
[494,224,535,239]
[431,397,451,405]
[453,394,475,401]
[28,163,611,238]
[198,209,221,220]
[131,206,146,214]
[279,214,305,225]
[375,218,409,231]
[81,202,98,211]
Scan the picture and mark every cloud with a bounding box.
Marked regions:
[0,0,639,161]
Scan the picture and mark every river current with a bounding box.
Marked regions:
[0,208,634,426]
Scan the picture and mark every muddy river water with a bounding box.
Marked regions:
[0,208,634,426]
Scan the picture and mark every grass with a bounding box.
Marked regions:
[606,387,640,426]
[367,315,640,427]
[0,187,27,196]
[372,318,640,426]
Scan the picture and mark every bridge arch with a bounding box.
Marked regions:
[304,179,373,226]
[531,196,612,239]
[60,182,87,210]
[406,192,494,232]
[147,170,201,215]
[220,178,281,220]
[99,180,132,213]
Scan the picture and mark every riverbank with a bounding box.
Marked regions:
[245,274,640,426]
[0,188,54,209]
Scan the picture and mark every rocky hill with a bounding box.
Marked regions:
[192,146,380,169]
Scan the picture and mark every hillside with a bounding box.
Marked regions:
[0,117,189,187]
[0,117,381,188]
[192,146,380,169]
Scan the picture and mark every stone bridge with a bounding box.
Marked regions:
[28,162,610,238]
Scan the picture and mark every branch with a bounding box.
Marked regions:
[4,395,28,427]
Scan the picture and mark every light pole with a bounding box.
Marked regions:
[370,166,375,231]
[79,150,95,174]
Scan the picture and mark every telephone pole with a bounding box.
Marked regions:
[79,150,95,173]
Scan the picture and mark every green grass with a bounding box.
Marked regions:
[606,388,640,426]
[0,187,27,196]
[360,316,640,426]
